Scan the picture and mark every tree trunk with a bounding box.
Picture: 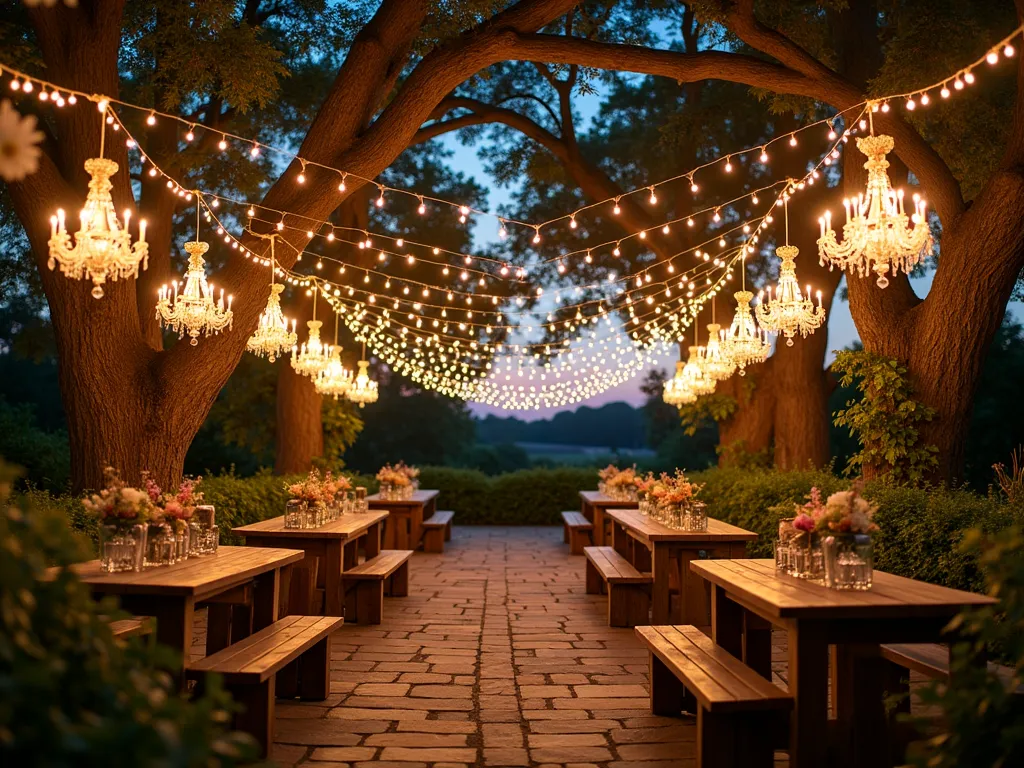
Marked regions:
[715,365,775,466]
[275,363,325,474]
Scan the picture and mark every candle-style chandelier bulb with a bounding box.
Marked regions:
[817,110,932,288]
[48,105,148,298]
[315,311,353,397]
[702,322,736,380]
[663,361,696,406]
[721,290,771,375]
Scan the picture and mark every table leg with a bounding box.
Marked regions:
[788,620,830,768]
[679,549,711,626]
[325,539,344,617]
[743,612,773,680]
[651,544,672,624]
[711,584,743,658]
[364,522,381,558]
[252,567,281,632]
[593,507,605,546]
[611,520,629,559]
[381,512,396,549]
[833,644,892,768]
[395,511,410,550]
[412,503,425,549]
[119,594,193,684]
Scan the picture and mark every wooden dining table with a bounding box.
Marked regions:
[58,545,304,680]
[233,510,389,616]
[606,507,758,625]
[690,558,996,768]
[367,489,438,550]
[579,490,638,546]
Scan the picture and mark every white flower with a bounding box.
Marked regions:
[0,100,44,182]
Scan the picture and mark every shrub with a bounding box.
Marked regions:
[0,397,70,492]
[0,462,260,766]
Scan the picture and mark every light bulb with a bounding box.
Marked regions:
[218,136,228,151]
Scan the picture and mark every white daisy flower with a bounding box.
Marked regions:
[0,99,45,182]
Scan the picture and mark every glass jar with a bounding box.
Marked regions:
[189,506,218,555]
[173,520,190,563]
[790,532,825,581]
[638,499,654,516]
[285,499,310,529]
[823,534,874,590]
[775,519,796,574]
[681,502,708,532]
[144,522,175,567]
[99,523,146,573]
[355,487,368,513]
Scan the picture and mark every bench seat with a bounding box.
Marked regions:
[881,642,1023,692]
[108,615,154,641]
[561,510,593,554]
[636,625,792,768]
[584,545,651,627]
[343,549,413,625]
[188,615,343,755]
[422,510,455,553]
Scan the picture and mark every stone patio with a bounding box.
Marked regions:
[266,525,709,766]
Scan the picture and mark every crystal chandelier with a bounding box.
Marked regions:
[291,285,332,378]
[757,198,826,345]
[682,319,715,396]
[700,298,736,381]
[156,201,233,345]
[315,312,353,398]
[48,103,148,299]
[246,236,296,362]
[663,361,696,406]
[817,108,931,288]
[347,342,379,407]
[720,253,771,375]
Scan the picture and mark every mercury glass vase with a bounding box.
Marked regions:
[822,533,874,590]
[284,500,310,529]
[99,523,146,573]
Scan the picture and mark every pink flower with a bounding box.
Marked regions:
[793,513,815,532]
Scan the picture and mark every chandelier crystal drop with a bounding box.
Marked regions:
[315,313,353,397]
[347,342,379,407]
[291,287,332,378]
[663,361,697,406]
[246,237,296,362]
[47,110,149,299]
[156,240,233,345]
[721,290,771,375]
[817,119,932,288]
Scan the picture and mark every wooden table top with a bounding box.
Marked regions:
[233,510,389,540]
[606,507,759,543]
[367,489,439,506]
[691,558,996,620]
[579,490,638,508]
[57,546,304,600]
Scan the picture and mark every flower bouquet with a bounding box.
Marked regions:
[322,470,354,520]
[649,470,707,531]
[778,483,878,589]
[636,473,657,516]
[82,467,155,573]
[377,463,414,500]
[285,469,329,528]
[597,464,618,496]
[604,466,641,501]
[143,473,202,565]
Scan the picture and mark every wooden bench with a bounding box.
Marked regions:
[188,615,342,755]
[343,549,413,625]
[422,510,455,553]
[108,615,154,641]
[881,642,1023,696]
[583,545,652,627]
[637,625,792,768]
[561,510,593,555]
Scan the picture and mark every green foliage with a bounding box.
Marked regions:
[0,398,70,492]
[832,350,939,484]
[677,393,739,437]
[0,462,261,766]
[906,526,1024,767]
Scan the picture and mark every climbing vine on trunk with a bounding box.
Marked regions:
[832,350,939,484]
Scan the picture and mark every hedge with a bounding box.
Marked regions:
[21,464,1023,594]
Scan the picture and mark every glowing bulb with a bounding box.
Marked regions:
[648,187,658,204]
[906,98,915,110]
[759,148,769,163]
[964,71,975,85]
[987,51,1000,65]
[1004,44,1016,57]
[569,216,577,229]
[941,85,950,98]
[724,157,733,172]
[146,113,156,126]
[920,93,930,106]
[218,136,228,151]
[789,134,797,146]
[250,143,260,157]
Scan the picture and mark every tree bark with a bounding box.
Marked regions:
[275,366,325,475]
[715,365,775,466]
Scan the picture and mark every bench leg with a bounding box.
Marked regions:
[423,527,445,553]
[564,522,570,543]
[298,634,332,700]
[353,581,384,625]
[206,604,233,655]
[585,558,602,595]
[228,678,275,757]
[608,584,649,628]
[569,528,592,555]
[697,708,774,768]
[387,562,409,597]
[444,522,452,542]
[650,653,693,716]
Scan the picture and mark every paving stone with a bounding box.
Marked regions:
[310,746,378,761]
[378,747,478,762]
[530,746,615,762]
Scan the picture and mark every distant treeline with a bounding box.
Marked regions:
[474,402,648,449]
